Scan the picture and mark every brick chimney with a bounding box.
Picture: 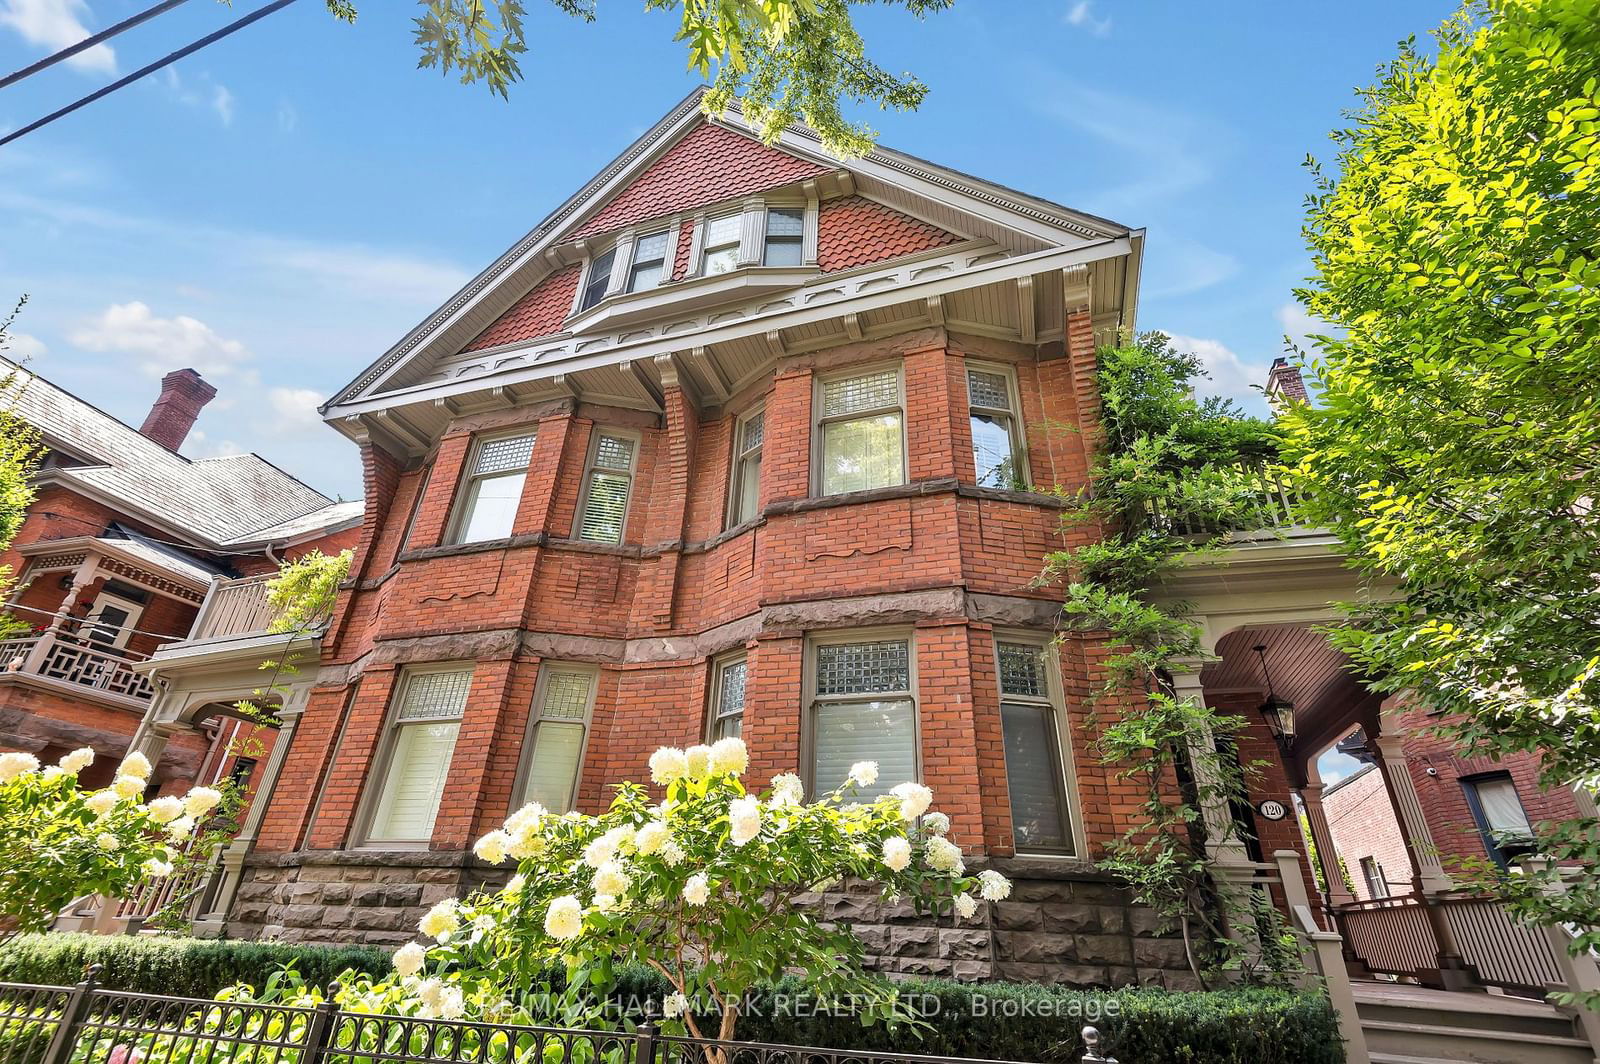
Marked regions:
[139,368,217,451]
[1265,357,1309,408]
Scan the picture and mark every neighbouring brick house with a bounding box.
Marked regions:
[0,362,360,800]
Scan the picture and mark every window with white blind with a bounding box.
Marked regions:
[450,433,535,544]
[626,231,670,292]
[707,655,747,741]
[579,247,617,312]
[1463,772,1535,868]
[763,208,804,266]
[366,668,472,844]
[996,639,1077,855]
[701,214,742,276]
[815,366,905,496]
[519,666,596,813]
[727,407,764,527]
[809,636,916,801]
[576,431,637,544]
[967,364,1027,490]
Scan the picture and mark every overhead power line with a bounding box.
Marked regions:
[0,0,191,92]
[0,0,299,149]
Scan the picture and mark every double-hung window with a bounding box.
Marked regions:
[451,433,535,544]
[577,431,637,544]
[701,214,742,276]
[727,407,764,526]
[1462,772,1535,868]
[809,636,916,801]
[520,666,596,813]
[967,365,1027,489]
[763,208,804,266]
[816,367,905,496]
[1359,857,1392,899]
[708,655,747,741]
[626,232,670,292]
[996,640,1076,854]
[579,247,616,311]
[367,668,472,843]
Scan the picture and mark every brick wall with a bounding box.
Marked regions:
[1322,765,1411,900]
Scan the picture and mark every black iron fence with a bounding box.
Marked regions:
[0,970,1119,1064]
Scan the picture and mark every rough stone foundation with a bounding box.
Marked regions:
[232,852,1197,989]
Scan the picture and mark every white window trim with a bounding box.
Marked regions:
[725,403,765,529]
[399,462,434,553]
[512,663,599,814]
[83,589,144,650]
[761,205,807,267]
[446,430,538,545]
[705,651,748,743]
[966,360,1031,489]
[625,227,674,293]
[573,426,641,544]
[993,632,1084,858]
[810,361,909,498]
[801,627,921,799]
[572,242,622,316]
[697,210,745,278]
[356,663,473,849]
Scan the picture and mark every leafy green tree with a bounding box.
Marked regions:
[1280,0,1600,1000]
[328,0,952,156]
[0,298,43,637]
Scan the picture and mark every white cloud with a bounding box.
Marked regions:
[1064,1,1111,36]
[159,68,236,127]
[1275,300,1335,358]
[1161,331,1269,409]
[261,245,470,304]
[212,84,236,126]
[1145,236,1241,299]
[267,387,325,429]
[1,329,46,362]
[0,0,114,74]
[68,301,255,381]
[276,100,299,134]
[182,429,242,459]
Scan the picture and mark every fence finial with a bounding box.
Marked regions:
[1081,1025,1117,1064]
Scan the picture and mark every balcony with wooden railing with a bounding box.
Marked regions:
[1144,464,1312,538]
[0,632,160,708]
[186,573,283,643]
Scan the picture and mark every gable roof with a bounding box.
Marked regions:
[816,196,964,273]
[3,361,360,550]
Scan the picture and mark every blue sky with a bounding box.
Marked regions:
[0,0,1441,782]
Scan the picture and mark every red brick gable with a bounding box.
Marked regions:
[465,262,582,352]
[568,122,830,241]
[817,196,963,273]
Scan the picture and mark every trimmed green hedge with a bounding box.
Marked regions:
[0,935,1343,1063]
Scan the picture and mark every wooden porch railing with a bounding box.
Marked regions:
[187,573,282,642]
[1334,893,1440,979]
[1144,464,1306,537]
[0,634,157,702]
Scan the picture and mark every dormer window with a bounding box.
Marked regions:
[763,208,804,266]
[579,246,616,312]
[626,231,670,292]
[701,214,742,276]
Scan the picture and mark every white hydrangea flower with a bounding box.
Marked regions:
[113,775,146,800]
[183,786,222,818]
[634,820,670,856]
[505,801,546,839]
[881,836,912,873]
[392,942,426,978]
[119,752,153,780]
[662,992,689,1019]
[709,737,748,776]
[146,795,184,824]
[728,796,762,846]
[473,830,511,865]
[96,833,120,851]
[978,869,1012,901]
[141,857,173,877]
[922,811,951,836]
[0,752,41,782]
[847,761,878,788]
[502,875,526,898]
[167,815,196,840]
[593,893,619,912]
[649,747,689,785]
[58,747,95,775]
[925,836,964,875]
[418,899,460,940]
[85,790,119,817]
[660,840,686,867]
[953,892,978,919]
[769,773,805,807]
[437,985,465,1020]
[890,782,933,821]
[682,873,710,906]
[416,978,445,1012]
[42,766,67,781]
[592,860,632,898]
[684,745,713,780]
[584,834,618,869]
[544,895,583,939]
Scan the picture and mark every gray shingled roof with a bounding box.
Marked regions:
[2,360,361,549]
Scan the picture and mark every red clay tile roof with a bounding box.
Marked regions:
[466,262,582,351]
[816,196,963,273]
[569,122,830,241]
[670,217,696,281]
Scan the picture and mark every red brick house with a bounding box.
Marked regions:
[0,362,360,800]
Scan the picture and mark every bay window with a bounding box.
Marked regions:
[727,407,764,526]
[520,665,597,813]
[763,208,804,266]
[815,366,905,496]
[967,364,1027,489]
[579,246,616,311]
[809,635,916,801]
[450,433,535,544]
[366,667,472,844]
[996,639,1077,854]
[700,214,742,276]
[576,430,637,544]
[626,231,670,292]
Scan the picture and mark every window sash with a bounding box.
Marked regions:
[728,409,764,526]
[1471,776,1533,837]
[812,697,915,802]
[453,434,536,544]
[967,367,1024,489]
[521,667,596,812]
[709,657,747,741]
[577,433,636,544]
[702,214,741,276]
[367,668,471,844]
[819,413,904,495]
[763,208,804,266]
[580,248,616,311]
[1000,700,1074,854]
[626,232,669,292]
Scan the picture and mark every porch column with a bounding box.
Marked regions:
[1370,733,1451,894]
[1170,664,1250,866]
[191,684,309,937]
[1299,761,1354,907]
[20,554,98,673]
